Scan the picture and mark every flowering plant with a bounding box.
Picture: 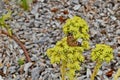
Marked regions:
[47,16,89,80]
[90,44,113,80]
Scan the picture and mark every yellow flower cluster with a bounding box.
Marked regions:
[91,44,113,63]
[47,37,85,79]
[63,16,89,40]
[46,16,90,80]
[47,37,84,63]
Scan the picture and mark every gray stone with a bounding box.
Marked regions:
[9,66,16,74]
[31,67,41,80]
[0,76,3,80]
[19,49,24,54]
[86,68,91,78]
[24,62,33,72]
[110,16,117,20]
[31,54,38,61]
[116,29,120,35]
[97,70,103,76]
[73,5,81,10]
[77,76,86,80]
[71,0,79,4]
[107,8,114,14]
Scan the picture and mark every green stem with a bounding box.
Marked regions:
[21,0,29,10]
[60,62,66,80]
[91,61,101,80]
[114,68,120,80]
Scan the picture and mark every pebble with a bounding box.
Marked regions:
[107,8,114,14]
[71,0,79,4]
[0,0,119,80]
[0,76,4,80]
[24,62,33,72]
[40,0,45,2]
[19,49,24,54]
[116,29,120,35]
[77,75,86,80]
[31,54,38,61]
[86,68,91,78]
[97,70,103,76]
[8,66,16,74]
[110,16,117,20]
[73,5,81,10]
[31,67,41,80]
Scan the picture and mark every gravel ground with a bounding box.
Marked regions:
[0,0,120,80]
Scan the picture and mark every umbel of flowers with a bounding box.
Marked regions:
[90,44,113,80]
[47,16,89,80]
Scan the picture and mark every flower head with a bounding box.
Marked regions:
[91,44,113,63]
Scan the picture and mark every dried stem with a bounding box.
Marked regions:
[0,30,31,62]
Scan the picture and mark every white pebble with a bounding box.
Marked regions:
[0,76,3,80]
[24,62,33,72]
[73,5,80,10]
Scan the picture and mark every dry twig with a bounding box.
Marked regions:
[0,30,31,62]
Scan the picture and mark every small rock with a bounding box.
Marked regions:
[9,66,16,74]
[90,29,98,37]
[107,8,114,14]
[97,70,103,76]
[0,76,4,80]
[116,29,120,35]
[31,67,42,80]
[3,66,7,74]
[77,38,83,44]
[71,0,79,4]
[13,42,18,49]
[117,37,120,44]
[40,0,44,2]
[31,54,38,61]
[68,14,73,18]
[77,75,86,80]
[110,16,116,20]
[19,49,24,54]
[39,36,50,44]
[73,5,80,10]
[31,5,39,14]
[24,62,33,72]
[86,68,91,78]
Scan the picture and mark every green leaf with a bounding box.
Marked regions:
[21,0,32,10]
[18,58,25,66]
[2,11,11,21]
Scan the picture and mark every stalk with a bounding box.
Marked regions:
[60,62,66,80]
[91,61,101,80]
[114,68,120,80]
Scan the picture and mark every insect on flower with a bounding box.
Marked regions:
[67,34,82,47]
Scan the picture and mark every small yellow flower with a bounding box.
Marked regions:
[91,44,113,63]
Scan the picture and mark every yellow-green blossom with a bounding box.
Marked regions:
[63,16,89,50]
[63,16,89,40]
[90,44,113,80]
[46,16,90,80]
[91,44,113,63]
[46,37,85,80]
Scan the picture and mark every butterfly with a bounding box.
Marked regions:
[67,34,82,47]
